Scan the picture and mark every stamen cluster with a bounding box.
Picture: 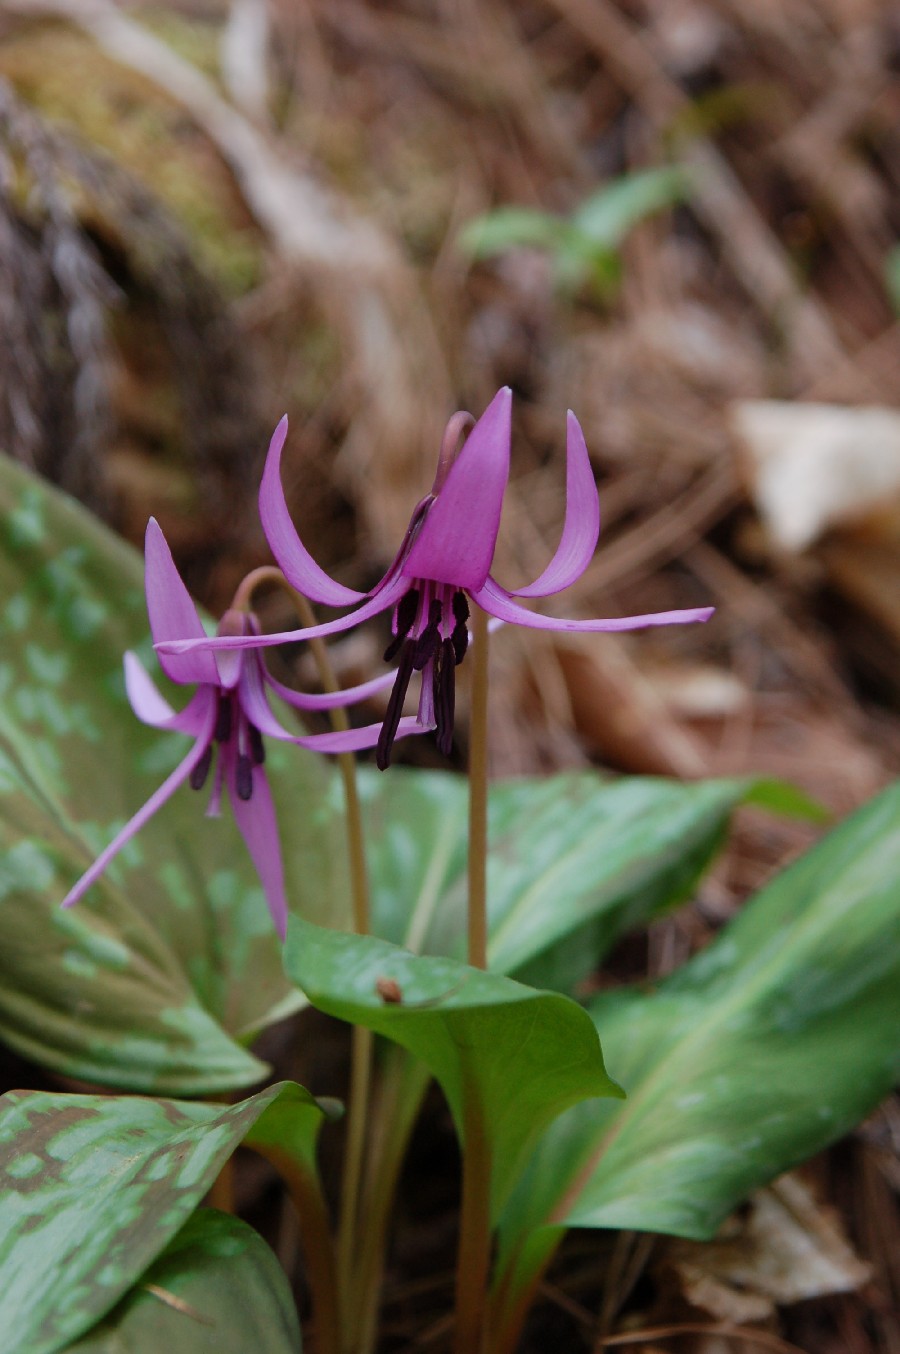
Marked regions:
[379,587,470,768]
[190,690,266,803]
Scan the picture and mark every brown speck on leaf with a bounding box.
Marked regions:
[375,977,403,1004]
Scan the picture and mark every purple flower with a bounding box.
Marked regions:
[159,388,713,768]
[62,519,422,937]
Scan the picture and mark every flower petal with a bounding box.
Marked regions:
[144,518,220,686]
[156,577,407,657]
[124,653,214,734]
[474,576,715,632]
[265,666,398,711]
[293,715,434,754]
[237,649,429,749]
[511,412,600,598]
[226,751,288,940]
[404,386,512,591]
[260,417,367,607]
[236,653,304,741]
[60,697,218,910]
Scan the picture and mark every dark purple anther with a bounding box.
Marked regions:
[189,745,213,791]
[236,754,253,801]
[377,643,416,770]
[248,724,265,765]
[451,590,469,665]
[384,588,420,662]
[215,695,232,743]
[412,599,443,670]
[434,638,456,756]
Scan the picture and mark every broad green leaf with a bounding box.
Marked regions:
[457,206,566,258]
[285,917,622,1215]
[492,783,900,1333]
[571,167,688,247]
[0,1080,322,1354]
[0,455,351,1093]
[68,1209,300,1353]
[360,767,815,991]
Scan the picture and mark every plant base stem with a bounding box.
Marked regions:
[454,1085,492,1354]
[467,607,490,969]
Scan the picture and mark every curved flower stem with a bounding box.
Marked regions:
[288,591,375,1322]
[467,606,490,970]
[456,605,492,1354]
[230,564,290,615]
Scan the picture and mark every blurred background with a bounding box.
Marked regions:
[0,2,898,1346]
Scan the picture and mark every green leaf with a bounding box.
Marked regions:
[550,239,621,300]
[457,207,566,258]
[492,783,900,1330]
[570,167,688,247]
[68,1209,300,1353]
[0,1080,322,1354]
[285,917,622,1215]
[361,768,804,992]
[0,455,352,1093]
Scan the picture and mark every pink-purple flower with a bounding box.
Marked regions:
[158,388,713,767]
[62,519,421,936]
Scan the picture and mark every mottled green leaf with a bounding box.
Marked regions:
[0,1080,322,1354]
[0,455,351,1093]
[67,1209,300,1353]
[491,783,900,1334]
[285,917,622,1216]
[361,767,814,991]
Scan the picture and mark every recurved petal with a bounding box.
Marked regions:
[125,653,216,734]
[144,518,220,687]
[403,386,512,591]
[60,697,218,910]
[292,715,434,754]
[510,411,600,598]
[238,649,423,746]
[265,666,398,711]
[260,417,366,607]
[474,576,715,632]
[227,751,288,940]
[236,653,302,741]
[156,577,407,657]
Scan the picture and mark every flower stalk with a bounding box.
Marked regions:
[454,1075,493,1354]
[467,606,490,970]
[287,590,376,1324]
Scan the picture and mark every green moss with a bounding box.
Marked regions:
[0,27,263,294]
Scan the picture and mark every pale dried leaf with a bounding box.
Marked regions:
[666,1173,871,1322]
[733,400,900,551]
